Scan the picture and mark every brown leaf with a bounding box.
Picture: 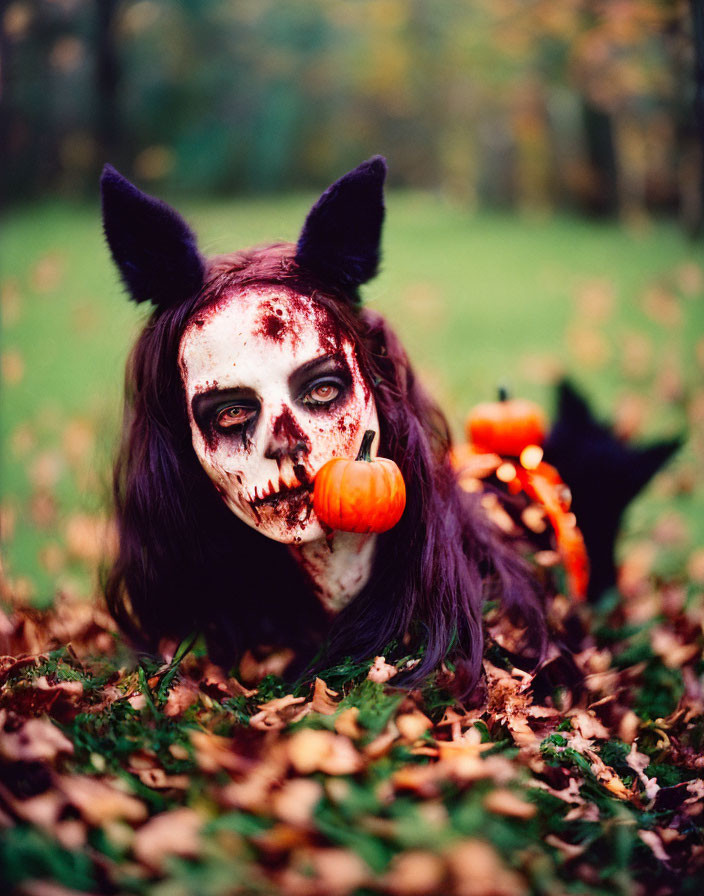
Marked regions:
[650,626,700,669]
[132,807,202,871]
[367,656,398,682]
[219,748,288,813]
[163,679,200,717]
[445,838,529,896]
[0,781,64,829]
[311,677,339,715]
[249,694,310,731]
[0,712,73,762]
[199,660,256,698]
[544,834,587,860]
[396,711,433,742]
[335,706,363,739]
[287,729,363,776]
[626,743,660,802]
[569,709,610,740]
[363,722,400,759]
[279,846,369,896]
[5,675,84,722]
[483,788,537,819]
[638,829,670,864]
[134,768,190,790]
[64,514,115,564]
[59,775,147,825]
[383,850,446,895]
[238,647,295,683]
[191,731,247,774]
[272,778,324,826]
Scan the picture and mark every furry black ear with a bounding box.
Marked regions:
[295,156,387,302]
[544,379,682,600]
[100,164,205,308]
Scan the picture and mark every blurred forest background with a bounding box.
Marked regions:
[2,0,704,603]
[2,0,701,222]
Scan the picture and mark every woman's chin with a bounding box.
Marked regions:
[228,497,327,545]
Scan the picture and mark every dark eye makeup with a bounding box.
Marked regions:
[191,353,354,441]
[299,374,348,408]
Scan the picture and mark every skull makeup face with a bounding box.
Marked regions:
[179,283,380,544]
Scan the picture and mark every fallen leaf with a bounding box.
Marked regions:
[288,729,363,775]
[445,838,529,896]
[367,656,398,683]
[544,833,587,860]
[249,694,310,731]
[238,647,295,683]
[396,711,433,742]
[638,829,670,863]
[650,626,700,669]
[335,706,363,739]
[0,712,73,762]
[59,775,147,825]
[626,742,660,802]
[272,778,323,826]
[383,849,446,895]
[163,679,200,717]
[132,807,202,871]
[311,677,339,715]
[483,788,537,819]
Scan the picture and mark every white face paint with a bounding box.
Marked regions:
[178,284,380,545]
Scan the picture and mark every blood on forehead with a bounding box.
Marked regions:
[250,291,344,356]
[179,284,371,408]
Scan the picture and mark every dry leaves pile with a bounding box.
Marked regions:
[0,550,703,896]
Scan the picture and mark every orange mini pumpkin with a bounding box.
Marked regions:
[313,430,406,533]
[466,387,547,457]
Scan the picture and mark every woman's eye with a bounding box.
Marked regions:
[303,382,340,405]
[216,406,255,428]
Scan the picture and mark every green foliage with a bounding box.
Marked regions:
[0,826,98,892]
[339,680,405,740]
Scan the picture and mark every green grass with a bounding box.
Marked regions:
[2,193,703,601]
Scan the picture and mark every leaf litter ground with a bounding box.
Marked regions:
[0,558,703,896]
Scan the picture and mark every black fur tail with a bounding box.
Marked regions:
[543,380,681,601]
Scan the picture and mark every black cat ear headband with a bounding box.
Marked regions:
[100,156,387,310]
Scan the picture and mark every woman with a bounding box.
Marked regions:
[102,156,546,696]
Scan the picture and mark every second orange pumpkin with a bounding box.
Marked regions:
[466,388,547,457]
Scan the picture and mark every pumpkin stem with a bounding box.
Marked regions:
[356,430,376,462]
[498,385,509,402]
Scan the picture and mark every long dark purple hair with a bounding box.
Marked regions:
[105,243,546,695]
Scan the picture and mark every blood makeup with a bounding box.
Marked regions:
[179,284,379,544]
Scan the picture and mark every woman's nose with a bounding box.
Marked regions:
[264,406,311,461]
